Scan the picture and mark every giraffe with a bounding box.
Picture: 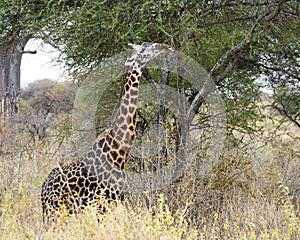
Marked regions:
[41,42,170,224]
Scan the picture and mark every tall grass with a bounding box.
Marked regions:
[0,113,299,239]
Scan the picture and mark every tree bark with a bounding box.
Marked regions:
[0,35,31,117]
[173,51,188,181]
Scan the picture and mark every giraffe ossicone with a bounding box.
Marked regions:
[41,42,170,224]
[125,42,169,66]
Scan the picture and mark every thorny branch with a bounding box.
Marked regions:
[186,0,287,128]
[267,103,300,128]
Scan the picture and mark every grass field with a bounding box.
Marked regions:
[0,112,299,239]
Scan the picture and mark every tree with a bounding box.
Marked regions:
[0,1,40,117]
[44,1,298,159]
[21,79,74,114]
[0,0,83,117]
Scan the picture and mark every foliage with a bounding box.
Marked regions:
[41,0,299,135]
[271,87,300,128]
[0,0,45,41]
[21,79,75,114]
[0,0,85,41]
[2,0,298,131]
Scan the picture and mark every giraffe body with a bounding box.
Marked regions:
[41,43,169,223]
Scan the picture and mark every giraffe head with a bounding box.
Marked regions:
[125,42,170,68]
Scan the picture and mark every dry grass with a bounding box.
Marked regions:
[0,113,299,239]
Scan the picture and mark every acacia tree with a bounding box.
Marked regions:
[44,1,298,164]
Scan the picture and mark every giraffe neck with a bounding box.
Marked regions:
[90,43,170,170]
[108,65,142,156]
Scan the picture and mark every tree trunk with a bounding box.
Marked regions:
[151,57,170,172]
[0,35,31,118]
[174,52,188,181]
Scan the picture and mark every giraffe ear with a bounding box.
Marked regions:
[125,43,141,66]
[128,43,140,51]
[125,57,134,66]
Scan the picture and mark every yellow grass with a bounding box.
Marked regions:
[0,114,299,239]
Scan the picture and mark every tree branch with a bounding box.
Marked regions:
[22,50,37,54]
[258,63,300,81]
[185,0,287,128]
[266,104,300,128]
